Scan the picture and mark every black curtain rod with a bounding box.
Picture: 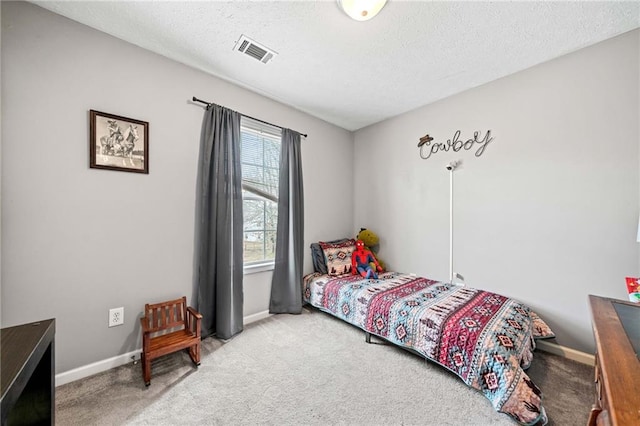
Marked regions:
[192,96,308,138]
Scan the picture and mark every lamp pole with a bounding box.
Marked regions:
[446,161,460,284]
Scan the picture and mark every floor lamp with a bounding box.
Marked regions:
[446,161,464,285]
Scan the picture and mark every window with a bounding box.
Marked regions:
[240,117,281,266]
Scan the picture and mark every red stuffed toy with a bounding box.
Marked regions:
[352,240,383,279]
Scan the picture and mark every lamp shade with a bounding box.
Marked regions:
[338,0,387,21]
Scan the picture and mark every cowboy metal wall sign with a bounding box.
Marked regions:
[418,130,494,160]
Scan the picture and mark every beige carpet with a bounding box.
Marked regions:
[56,308,592,425]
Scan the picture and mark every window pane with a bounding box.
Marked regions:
[243,199,265,230]
[244,231,265,263]
[264,139,280,168]
[264,167,279,196]
[241,132,263,164]
[241,117,281,265]
[265,230,277,260]
[242,164,264,189]
[265,201,278,230]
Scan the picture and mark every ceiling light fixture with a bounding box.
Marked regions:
[337,0,387,21]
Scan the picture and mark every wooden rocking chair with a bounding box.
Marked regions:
[140,296,202,386]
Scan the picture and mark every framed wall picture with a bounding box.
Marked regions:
[89,110,149,174]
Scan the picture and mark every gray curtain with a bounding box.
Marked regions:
[195,104,244,340]
[269,129,304,314]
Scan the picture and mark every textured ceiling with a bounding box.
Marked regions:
[31,1,640,131]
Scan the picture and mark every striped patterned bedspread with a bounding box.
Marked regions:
[303,271,551,425]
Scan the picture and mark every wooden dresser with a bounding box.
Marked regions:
[588,295,640,425]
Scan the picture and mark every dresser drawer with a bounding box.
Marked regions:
[588,295,640,425]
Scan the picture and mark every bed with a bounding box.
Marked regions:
[304,240,555,425]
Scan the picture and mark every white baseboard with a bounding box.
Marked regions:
[536,340,595,366]
[243,310,271,325]
[55,349,141,387]
[55,311,273,387]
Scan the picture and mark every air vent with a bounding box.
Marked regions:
[233,35,277,64]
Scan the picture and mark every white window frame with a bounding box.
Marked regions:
[240,117,281,274]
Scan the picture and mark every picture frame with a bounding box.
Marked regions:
[89,110,149,174]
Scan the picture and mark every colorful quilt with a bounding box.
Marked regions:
[303,271,555,425]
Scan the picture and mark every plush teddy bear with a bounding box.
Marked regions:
[356,228,386,271]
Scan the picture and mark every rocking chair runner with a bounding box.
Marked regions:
[140,296,202,386]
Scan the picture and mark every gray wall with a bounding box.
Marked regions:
[1,2,354,373]
[353,29,640,354]
[0,3,2,324]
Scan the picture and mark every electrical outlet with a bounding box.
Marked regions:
[108,307,124,327]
